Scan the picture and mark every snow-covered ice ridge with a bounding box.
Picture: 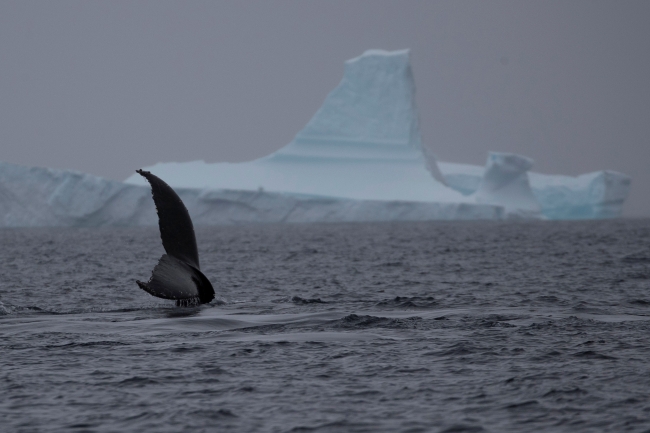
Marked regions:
[0,49,630,226]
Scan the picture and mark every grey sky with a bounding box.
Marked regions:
[1,1,648,216]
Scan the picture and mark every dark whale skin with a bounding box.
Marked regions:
[135,169,215,305]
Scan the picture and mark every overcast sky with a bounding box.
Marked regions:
[1,1,648,216]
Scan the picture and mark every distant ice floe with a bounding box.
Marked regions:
[0,49,631,227]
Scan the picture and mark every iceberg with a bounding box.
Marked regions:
[0,161,502,227]
[125,50,467,204]
[474,152,541,218]
[0,49,630,226]
[439,160,631,219]
[529,170,631,219]
[0,161,154,227]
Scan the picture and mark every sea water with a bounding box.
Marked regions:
[1,220,650,432]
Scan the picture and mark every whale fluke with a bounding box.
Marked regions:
[135,169,214,305]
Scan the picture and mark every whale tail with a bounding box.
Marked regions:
[136,254,215,305]
[136,169,215,305]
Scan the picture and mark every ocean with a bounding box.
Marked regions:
[1,219,650,432]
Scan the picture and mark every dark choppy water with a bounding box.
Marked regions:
[2,220,650,432]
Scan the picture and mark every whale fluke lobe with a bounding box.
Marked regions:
[136,254,214,305]
[136,169,214,305]
[136,169,200,268]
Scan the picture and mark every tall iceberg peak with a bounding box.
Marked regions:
[269,48,427,164]
[293,49,421,148]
